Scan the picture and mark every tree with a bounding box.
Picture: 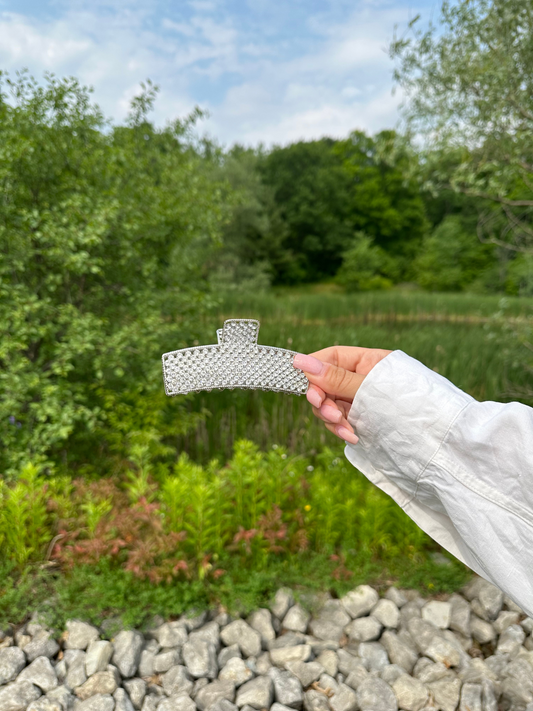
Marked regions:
[259,139,354,283]
[390,0,533,256]
[0,72,228,479]
[334,130,428,280]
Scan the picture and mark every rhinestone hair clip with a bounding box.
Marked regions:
[162,319,309,396]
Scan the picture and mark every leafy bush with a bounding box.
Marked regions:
[1,440,440,589]
[0,72,229,480]
[336,233,396,291]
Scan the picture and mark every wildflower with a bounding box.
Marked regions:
[304,504,311,512]
[306,465,314,472]
[281,453,287,460]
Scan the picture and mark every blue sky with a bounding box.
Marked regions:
[0,0,440,147]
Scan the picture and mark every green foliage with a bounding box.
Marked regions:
[391,0,533,255]
[334,130,428,273]
[414,216,496,292]
[0,71,228,480]
[336,232,396,292]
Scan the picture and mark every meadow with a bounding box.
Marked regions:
[3,287,533,630]
[176,287,533,463]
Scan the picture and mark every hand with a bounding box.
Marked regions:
[293,346,392,444]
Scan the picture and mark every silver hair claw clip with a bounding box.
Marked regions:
[162,319,309,396]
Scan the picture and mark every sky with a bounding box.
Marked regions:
[0,0,441,148]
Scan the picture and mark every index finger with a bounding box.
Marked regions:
[309,346,393,377]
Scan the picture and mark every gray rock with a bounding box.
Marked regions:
[153,621,188,649]
[0,681,42,711]
[158,695,195,711]
[54,660,67,684]
[421,601,451,630]
[154,649,182,673]
[14,631,31,650]
[140,695,159,711]
[46,685,75,711]
[183,638,218,679]
[191,677,209,699]
[161,665,194,696]
[426,677,461,711]
[423,637,461,668]
[73,694,115,711]
[521,617,533,634]
[470,615,496,644]
[112,631,144,678]
[499,657,533,706]
[372,600,400,629]
[344,666,369,691]
[406,618,441,655]
[270,646,312,667]
[357,642,390,672]
[220,621,261,659]
[282,607,310,635]
[74,671,117,701]
[123,679,146,710]
[211,701,238,711]
[271,589,295,620]
[268,668,303,708]
[114,688,135,711]
[235,676,274,709]
[17,657,58,693]
[138,650,155,679]
[86,642,114,677]
[65,622,100,651]
[284,661,324,688]
[302,689,329,711]
[356,677,397,711]
[336,650,364,677]
[317,673,338,696]
[328,684,357,711]
[247,610,275,648]
[66,653,87,690]
[189,623,221,653]
[384,588,408,609]
[341,587,379,620]
[380,631,418,674]
[195,679,236,711]
[399,602,422,628]
[27,698,63,711]
[271,704,297,711]
[219,658,253,687]
[459,682,482,711]
[477,583,504,620]
[181,610,208,632]
[391,674,428,711]
[218,645,241,668]
[481,678,498,711]
[0,647,26,685]
[496,623,525,656]
[380,665,406,685]
[413,659,449,684]
[308,601,350,643]
[493,610,520,635]
[254,653,271,675]
[306,639,338,655]
[314,650,337,677]
[23,632,60,663]
[345,617,382,643]
[449,595,471,637]
[269,633,306,650]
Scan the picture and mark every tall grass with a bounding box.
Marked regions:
[174,289,533,462]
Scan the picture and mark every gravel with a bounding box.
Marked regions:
[2,577,533,711]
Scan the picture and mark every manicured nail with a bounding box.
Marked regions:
[293,353,324,375]
[336,426,359,445]
[306,389,323,408]
[321,405,342,423]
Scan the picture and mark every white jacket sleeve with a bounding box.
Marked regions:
[344,349,533,617]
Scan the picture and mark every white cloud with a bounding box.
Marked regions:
[0,2,420,145]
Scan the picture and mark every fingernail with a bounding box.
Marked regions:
[293,353,324,375]
[321,405,342,422]
[306,389,323,408]
[336,426,359,445]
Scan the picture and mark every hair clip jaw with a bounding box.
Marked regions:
[162,319,309,396]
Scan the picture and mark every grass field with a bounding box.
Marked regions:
[176,287,533,463]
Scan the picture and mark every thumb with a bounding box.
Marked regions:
[293,353,365,402]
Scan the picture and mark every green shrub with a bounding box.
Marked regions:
[336,233,396,291]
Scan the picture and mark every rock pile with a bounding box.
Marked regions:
[1,575,533,711]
